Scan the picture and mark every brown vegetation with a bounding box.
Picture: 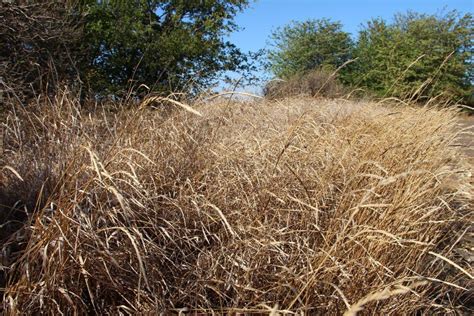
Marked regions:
[263,69,345,100]
[0,93,472,314]
[0,1,81,102]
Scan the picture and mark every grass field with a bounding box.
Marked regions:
[0,93,472,314]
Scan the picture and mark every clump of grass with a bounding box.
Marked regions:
[0,92,472,314]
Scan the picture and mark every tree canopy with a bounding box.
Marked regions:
[267,19,353,79]
[347,11,473,102]
[78,0,252,95]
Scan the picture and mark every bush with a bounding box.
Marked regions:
[264,69,345,99]
[0,2,82,103]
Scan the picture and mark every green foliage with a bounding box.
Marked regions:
[346,11,473,103]
[77,0,251,95]
[267,19,353,79]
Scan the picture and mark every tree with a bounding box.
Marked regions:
[267,19,353,79]
[347,11,473,103]
[77,0,252,96]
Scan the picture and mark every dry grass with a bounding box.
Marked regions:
[0,92,472,314]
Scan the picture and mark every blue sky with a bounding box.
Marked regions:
[229,0,473,53]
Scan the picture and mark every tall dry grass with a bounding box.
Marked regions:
[0,92,472,314]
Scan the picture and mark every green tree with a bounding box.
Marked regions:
[348,11,473,103]
[77,0,252,95]
[267,19,353,79]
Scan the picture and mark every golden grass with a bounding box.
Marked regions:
[0,93,472,314]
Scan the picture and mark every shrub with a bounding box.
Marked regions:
[264,69,345,99]
[0,1,82,103]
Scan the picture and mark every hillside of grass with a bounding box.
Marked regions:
[0,93,472,314]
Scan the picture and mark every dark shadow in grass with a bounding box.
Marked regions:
[0,168,54,302]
